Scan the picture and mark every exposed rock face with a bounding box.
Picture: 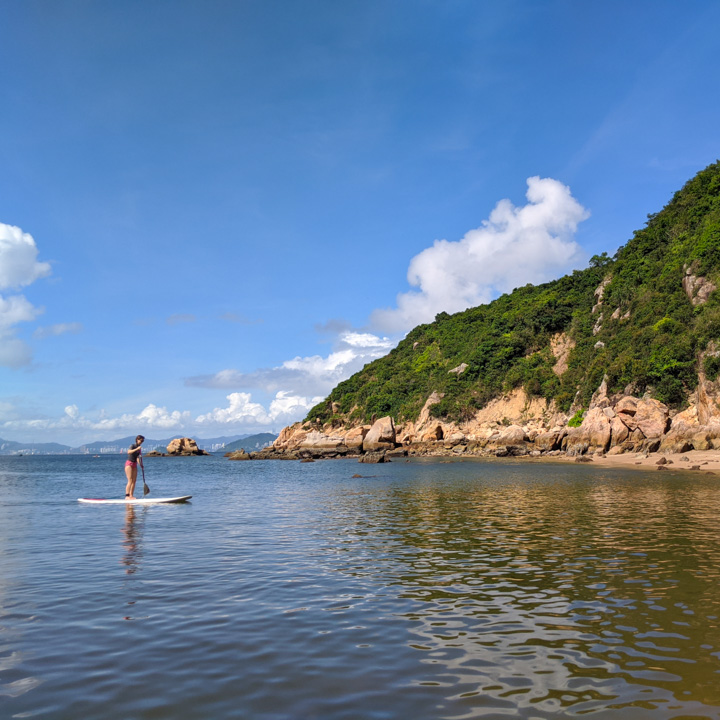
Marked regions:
[496,425,526,447]
[363,416,396,452]
[421,423,444,442]
[550,332,575,376]
[683,271,716,306]
[592,277,611,314]
[564,407,611,455]
[247,365,720,462]
[449,363,469,375]
[344,426,370,450]
[535,430,561,452]
[623,398,670,439]
[166,437,209,456]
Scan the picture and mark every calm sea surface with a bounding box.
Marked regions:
[1,454,720,719]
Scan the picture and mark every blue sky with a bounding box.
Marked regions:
[2,0,719,445]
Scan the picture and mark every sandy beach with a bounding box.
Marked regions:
[535,448,720,474]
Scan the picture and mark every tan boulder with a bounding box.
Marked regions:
[496,424,526,446]
[623,398,670,438]
[363,416,396,452]
[696,364,720,427]
[397,422,417,444]
[227,450,252,461]
[609,416,629,446]
[420,422,443,442]
[659,407,699,453]
[614,396,638,419]
[300,431,346,452]
[564,407,611,455]
[167,437,207,455]
[344,426,370,449]
[273,423,309,452]
[534,430,561,452]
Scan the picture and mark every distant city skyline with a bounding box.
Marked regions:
[0,432,277,455]
[2,1,720,444]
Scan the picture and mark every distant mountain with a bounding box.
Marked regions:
[0,438,72,455]
[75,434,252,454]
[0,433,255,455]
[223,433,277,452]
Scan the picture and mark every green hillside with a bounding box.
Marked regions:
[307,161,720,426]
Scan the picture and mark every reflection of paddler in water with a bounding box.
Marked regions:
[121,503,144,574]
[124,434,145,499]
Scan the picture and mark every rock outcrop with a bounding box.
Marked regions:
[363,416,396,452]
[683,263,716,306]
[166,437,209,456]
[235,366,720,463]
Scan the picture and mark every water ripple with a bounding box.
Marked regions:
[1,456,720,718]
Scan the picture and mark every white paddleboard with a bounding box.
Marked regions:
[78,496,192,504]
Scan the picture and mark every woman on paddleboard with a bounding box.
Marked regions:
[124,435,145,499]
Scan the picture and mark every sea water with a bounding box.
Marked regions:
[1,454,720,719]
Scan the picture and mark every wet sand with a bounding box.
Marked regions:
[539,449,720,474]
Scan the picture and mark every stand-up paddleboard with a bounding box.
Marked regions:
[78,496,192,504]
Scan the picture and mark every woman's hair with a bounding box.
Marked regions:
[136,435,145,443]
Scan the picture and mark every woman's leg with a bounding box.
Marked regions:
[125,464,137,498]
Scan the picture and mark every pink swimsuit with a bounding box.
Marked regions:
[126,443,142,468]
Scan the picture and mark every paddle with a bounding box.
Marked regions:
[142,464,150,497]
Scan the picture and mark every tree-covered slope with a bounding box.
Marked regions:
[307,161,720,427]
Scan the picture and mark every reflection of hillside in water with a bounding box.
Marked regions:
[321,474,720,715]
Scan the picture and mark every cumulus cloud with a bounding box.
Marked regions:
[186,330,394,397]
[0,391,320,442]
[0,224,51,367]
[33,322,83,339]
[0,402,194,437]
[371,177,590,333]
[0,223,51,290]
[0,223,50,368]
[195,391,323,428]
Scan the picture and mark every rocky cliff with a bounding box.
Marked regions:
[243,161,720,463]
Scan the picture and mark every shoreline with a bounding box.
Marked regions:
[237,445,720,475]
[510,448,720,474]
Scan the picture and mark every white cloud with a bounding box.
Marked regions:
[33,322,83,339]
[195,391,323,428]
[0,402,194,438]
[0,222,51,367]
[0,294,40,329]
[64,404,79,420]
[0,392,318,443]
[195,392,269,425]
[186,330,394,397]
[137,404,192,429]
[0,223,51,290]
[0,285,44,368]
[371,177,590,333]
